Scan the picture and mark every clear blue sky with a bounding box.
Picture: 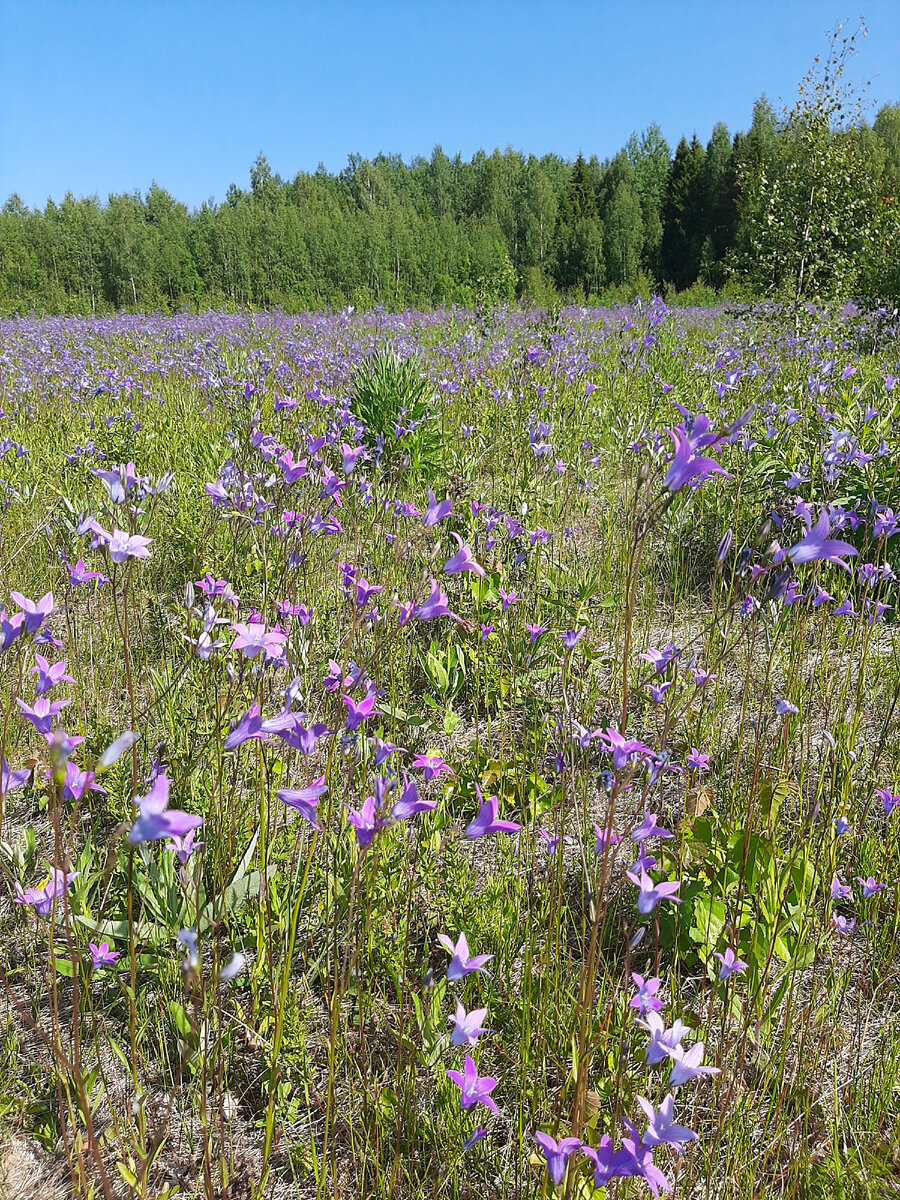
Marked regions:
[2,1,899,210]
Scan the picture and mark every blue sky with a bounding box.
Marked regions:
[2,1,899,210]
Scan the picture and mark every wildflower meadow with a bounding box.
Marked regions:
[1,297,900,1199]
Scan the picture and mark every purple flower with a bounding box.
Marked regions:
[663,429,729,492]
[462,1127,487,1152]
[713,947,748,980]
[857,876,886,899]
[410,754,453,780]
[598,728,651,771]
[66,558,108,587]
[630,972,664,1015]
[446,1055,498,1114]
[230,622,287,660]
[31,655,74,696]
[525,623,549,643]
[630,812,673,842]
[438,932,492,982]
[464,786,521,838]
[593,822,622,854]
[342,693,376,732]
[830,876,852,902]
[560,627,586,650]
[341,443,367,474]
[414,578,459,622]
[10,591,54,634]
[782,508,857,571]
[498,588,519,612]
[640,642,679,673]
[648,681,673,704]
[449,1002,488,1048]
[61,762,105,803]
[278,777,328,829]
[167,828,203,866]
[685,748,709,771]
[422,490,453,526]
[106,531,153,564]
[625,869,682,914]
[17,696,70,736]
[534,1133,582,1185]
[345,796,383,848]
[89,941,120,969]
[391,776,436,820]
[875,787,899,816]
[636,1011,690,1064]
[444,534,485,577]
[128,775,203,845]
[833,913,856,935]
[667,1041,720,1086]
[1,758,31,796]
[834,816,851,836]
[14,868,77,916]
[637,1094,698,1152]
[775,699,799,716]
[0,608,25,650]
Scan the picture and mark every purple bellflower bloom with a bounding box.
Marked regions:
[128,775,203,845]
[714,947,748,980]
[414,578,459,622]
[446,1055,498,1114]
[626,869,682,914]
[89,941,120,968]
[439,932,492,981]
[782,508,858,571]
[10,591,54,634]
[278,777,328,829]
[422,490,453,526]
[444,534,485,577]
[449,1002,489,1048]
[667,1041,720,1086]
[31,655,74,696]
[663,429,729,492]
[637,1094,698,1153]
[636,1011,690,1064]
[465,786,521,838]
[630,812,673,842]
[15,868,77,916]
[630,973,664,1015]
[534,1133,582,1185]
[391,776,436,820]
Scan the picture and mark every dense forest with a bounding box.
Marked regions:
[3,94,900,314]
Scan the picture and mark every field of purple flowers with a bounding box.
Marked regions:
[1,299,899,1199]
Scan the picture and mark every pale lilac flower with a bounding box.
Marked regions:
[637,1094,698,1152]
[129,775,203,845]
[106,531,153,564]
[61,762,105,803]
[594,823,622,854]
[498,588,519,611]
[636,1011,690,1064]
[630,973,664,1015]
[278,777,328,829]
[782,508,857,571]
[560,627,585,650]
[17,696,70,736]
[667,1042,720,1086]
[664,429,729,492]
[833,913,856,935]
[167,828,203,866]
[230,622,287,660]
[713,947,748,980]
[449,1002,488,1048]
[775,699,799,716]
[446,1055,498,1113]
[0,758,31,796]
[345,796,383,848]
[685,748,709,771]
[89,941,119,968]
[343,693,376,731]
[438,932,492,981]
[834,816,851,835]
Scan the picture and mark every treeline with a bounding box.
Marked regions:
[2,99,900,314]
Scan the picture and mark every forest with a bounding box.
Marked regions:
[2,94,900,314]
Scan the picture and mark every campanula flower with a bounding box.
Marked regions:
[128,775,203,845]
[534,1133,582,1185]
[89,941,120,968]
[667,1042,720,1086]
[449,1002,488,1048]
[278,777,328,829]
[630,973,664,1014]
[626,869,682,914]
[637,1094,698,1152]
[713,947,748,980]
[464,786,521,838]
[446,1055,498,1113]
[444,534,485,577]
[438,932,492,981]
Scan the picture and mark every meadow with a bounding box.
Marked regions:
[1,297,899,1199]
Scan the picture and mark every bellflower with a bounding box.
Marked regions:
[464,787,521,838]
[626,868,682,914]
[637,1094,698,1153]
[667,1041,720,1086]
[446,1055,498,1114]
[534,1133,582,1185]
[713,947,748,980]
[129,775,203,844]
[443,534,485,577]
[278,777,328,829]
[438,932,492,981]
[31,655,74,696]
[449,1002,489,1048]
